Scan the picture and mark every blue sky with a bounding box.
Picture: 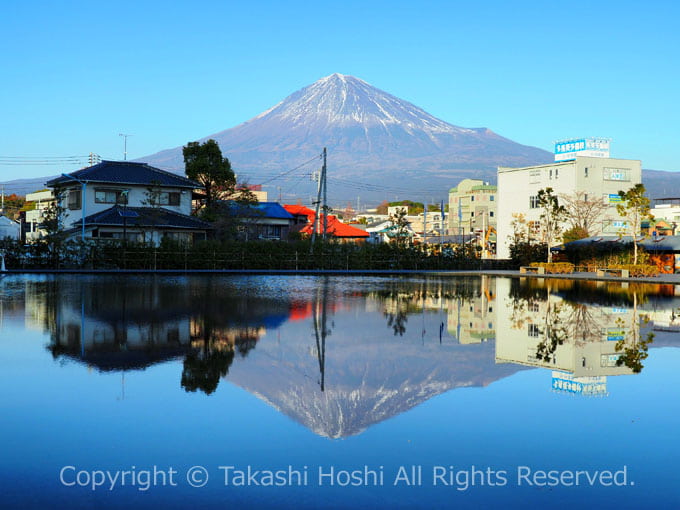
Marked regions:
[2,0,679,186]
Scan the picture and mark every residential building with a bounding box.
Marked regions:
[448,179,497,237]
[651,198,680,229]
[23,189,55,241]
[496,152,642,259]
[45,161,210,244]
[226,202,295,241]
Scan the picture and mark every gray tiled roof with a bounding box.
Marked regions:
[72,205,211,230]
[46,161,200,189]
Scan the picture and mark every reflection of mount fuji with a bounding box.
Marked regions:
[227,340,524,439]
[224,276,523,439]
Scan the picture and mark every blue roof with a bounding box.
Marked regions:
[224,201,294,220]
[72,205,211,230]
[46,161,200,189]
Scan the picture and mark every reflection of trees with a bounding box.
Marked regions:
[615,332,654,373]
[535,302,568,363]
[614,292,654,374]
[181,342,235,395]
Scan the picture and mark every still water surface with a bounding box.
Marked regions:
[1,274,679,509]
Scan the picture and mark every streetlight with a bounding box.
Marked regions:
[61,173,88,242]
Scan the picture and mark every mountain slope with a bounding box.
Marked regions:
[140,73,552,200]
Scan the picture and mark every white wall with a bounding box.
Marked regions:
[59,184,192,232]
[496,156,642,259]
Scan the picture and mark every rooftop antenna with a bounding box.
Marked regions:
[119,133,133,161]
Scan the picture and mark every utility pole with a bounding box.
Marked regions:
[1,185,4,215]
[322,148,327,242]
[310,149,325,251]
[119,133,132,161]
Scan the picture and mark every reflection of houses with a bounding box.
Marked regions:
[50,308,192,371]
[447,276,496,344]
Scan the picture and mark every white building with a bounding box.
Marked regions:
[24,189,55,241]
[0,215,20,239]
[496,150,642,259]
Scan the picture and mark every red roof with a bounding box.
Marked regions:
[283,204,368,238]
[283,204,315,217]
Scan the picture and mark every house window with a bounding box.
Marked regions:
[158,192,181,206]
[490,195,494,201]
[490,211,494,217]
[528,324,541,337]
[529,195,539,209]
[260,225,282,238]
[95,189,128,204]
[68,189,81,210]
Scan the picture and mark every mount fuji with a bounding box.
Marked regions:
[142,74,551,201]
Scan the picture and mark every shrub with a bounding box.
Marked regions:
[610,264,659,278]
[530,262,575,274]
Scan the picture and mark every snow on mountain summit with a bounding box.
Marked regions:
[254,73,464,135]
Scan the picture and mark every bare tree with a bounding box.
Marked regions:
[560,191,610,237]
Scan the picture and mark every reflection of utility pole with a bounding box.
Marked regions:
[312,278,329,391]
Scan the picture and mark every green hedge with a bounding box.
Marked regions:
[0,238,514,271]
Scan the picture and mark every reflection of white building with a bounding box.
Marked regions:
[494,279,636,379]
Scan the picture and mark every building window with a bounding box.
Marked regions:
[603,168,631,181]
[528,221,541,236]
[555,169,559,178]
[528,324,541,337]
[490,211,494,217]
[68,190,81,210]
[490,195,494,201]
[471,196,475,202]
[95,189,128,204]
[471,211,475,217]
[157,192,180,206]
[549,169,553,179]
[529,195,539,209]
[585,167,589,177]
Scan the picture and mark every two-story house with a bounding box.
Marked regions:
[46,161,210,244]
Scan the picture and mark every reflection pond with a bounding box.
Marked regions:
[1,274,679,509]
